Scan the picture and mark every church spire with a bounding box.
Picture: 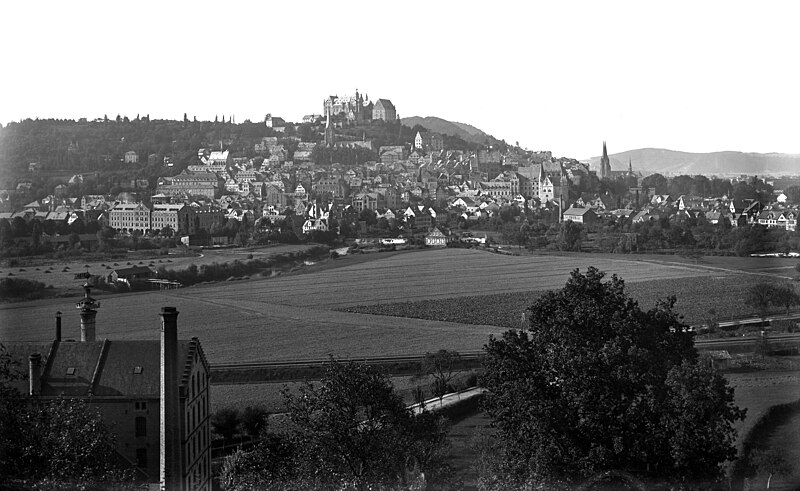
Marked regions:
[600,141,610,179]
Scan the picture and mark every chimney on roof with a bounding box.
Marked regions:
[160,307,181,490]
[29,353,42,395]
[76,284,100,342]
[55,311,62,342]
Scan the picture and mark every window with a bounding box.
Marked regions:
[133,366,143,374]
[135,416,147,437]
[136,448,147,468]
[135,401,147,411]
[66,367,75,375]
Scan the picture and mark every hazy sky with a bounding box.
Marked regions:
[3,0,798,160]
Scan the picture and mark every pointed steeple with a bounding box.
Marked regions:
[600,141,610,179]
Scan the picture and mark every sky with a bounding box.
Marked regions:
[2,0,799,160]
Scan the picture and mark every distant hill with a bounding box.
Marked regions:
[589,148,800,177]
[400,116,498,146]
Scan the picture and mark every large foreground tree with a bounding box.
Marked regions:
[221,358,452,490]
[480,267,745,489]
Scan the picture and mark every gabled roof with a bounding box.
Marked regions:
[374,99,395,110]
[5,339,207,398]
[564,206,593,216]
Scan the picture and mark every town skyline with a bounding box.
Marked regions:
[4,1,799,160]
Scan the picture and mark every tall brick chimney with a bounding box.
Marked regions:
[75,284,100,342]
[55,311,62,342]
[29,353,42,396]
[160,307,182,490]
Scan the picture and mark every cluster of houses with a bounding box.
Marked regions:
[5,112,798,248]
[562,190,798,232]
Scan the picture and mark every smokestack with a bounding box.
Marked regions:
[160,307,181,490]
[76,284,100,342]
[29,353,42,395]
[55,311,62,342]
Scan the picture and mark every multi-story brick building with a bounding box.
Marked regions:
[157,171,222,199]
[151,204,193,235]
[313,176,349,199]
[191,205,225,233]
[5,294,212,490]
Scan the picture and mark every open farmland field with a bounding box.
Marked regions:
[1,248,732,364]
[0,243,313,294]
[338,274,797,328]
[574,252,800,278]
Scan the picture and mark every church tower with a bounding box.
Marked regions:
[600,141,611,179]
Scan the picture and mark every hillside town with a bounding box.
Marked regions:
[1,93,798,260]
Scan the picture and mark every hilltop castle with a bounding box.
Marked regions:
[324,90,396,122]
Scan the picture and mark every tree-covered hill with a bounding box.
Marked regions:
[0,117,273,179]
[400,116,500,147]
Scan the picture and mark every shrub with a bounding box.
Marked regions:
[0,277,47,297]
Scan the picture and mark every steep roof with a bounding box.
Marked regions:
[564,206,593,216]
[5,338,207,398]
[374,99,395,110]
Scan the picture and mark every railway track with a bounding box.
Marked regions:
[210,351,485,372]
[209,329,800,385]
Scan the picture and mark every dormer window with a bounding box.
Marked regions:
[66,367,76,375]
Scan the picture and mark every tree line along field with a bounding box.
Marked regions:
[0,243,313,293]
[1,248,737,364]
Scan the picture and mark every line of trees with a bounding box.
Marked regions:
[745,281,800,319]
[154,246,329,286]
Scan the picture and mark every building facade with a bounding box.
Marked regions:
[5,297,212,490]
[372,99,397,122]
[109,202,152,234]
